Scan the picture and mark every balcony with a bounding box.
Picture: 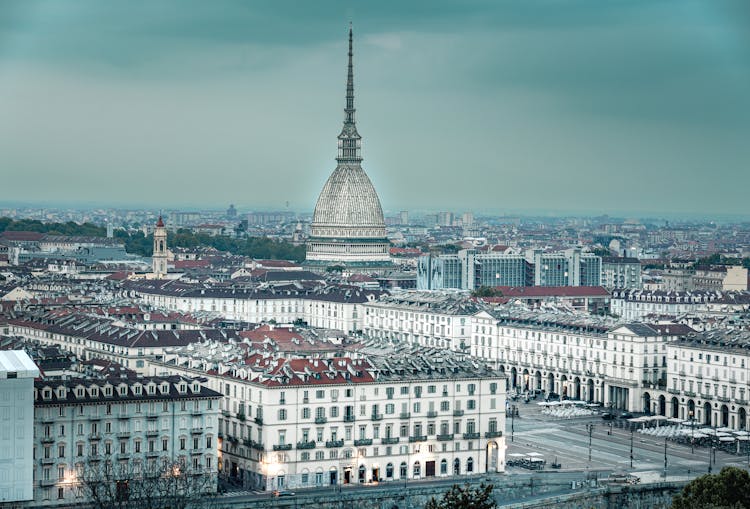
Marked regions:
[684,391,696,397]
[718,396,730,403]
[371,413,383,421]
[39,478,56,487]
[667,388,680,395]
[221,410,230,417]
[315,417,328,424]
[437,434,454,441]
[381,437,399,445]
[272,444,293,451]
[399,412,411,420]
[408,435,427,443]
[145,430,159,437]
[40,436,55,444]
[117,453,130,461]
[40,457,55,465]
[485,431,503,438]
[462,432,480,440]
[146,450,159,458]
[88,433,101,441]
[343,415,356,423]
[427,411,438,418]
[254,417,264,426]
[354,438,372,446]
[296,441,316,450]
[191,427,204,435]
[737,399,748,406]
[453,410,464,417]
[236,413,246,422]
[325,439,344,448]
[116,432,130,439]
[251,441,265,451]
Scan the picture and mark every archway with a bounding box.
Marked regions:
[510,367,518,390]
[671,397,679,418]
[399,462,407,479]
[486,441,498,473]
[466,457,474,473]
[547,373,555,394]
[740,408,747,430]
[587,380,595,402]
[721,405,729,428]
[522,369,530,391]
[643,392,651,414]
[440,459,447,475]
[453,458,460,476]
[704,402,712,426]
[412,461,421,478]
[658,395,666,416]
[573,377,581,401]
[534,371,542,391]
[560,375,568,398]
[386,463,394,479]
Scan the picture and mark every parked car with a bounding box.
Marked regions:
[600,412,615,420]
[274,490,296,497]
[620,412,634,419]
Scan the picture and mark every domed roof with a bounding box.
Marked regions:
[312,164,385,231]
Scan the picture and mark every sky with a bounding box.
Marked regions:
[0,0,749,217]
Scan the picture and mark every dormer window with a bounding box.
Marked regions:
[119,386,128,396]
[104,387,112,397]
[160,383,169,394]
[57,387,66,399]
[76,388,84,398]
[179,384,187,393]
[192,383,200,393]
[43,388,52,400]
[147,385,156,395]
[90,386,99,397]
[133,385,142,395]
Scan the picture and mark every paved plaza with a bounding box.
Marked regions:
[506,401,749,481]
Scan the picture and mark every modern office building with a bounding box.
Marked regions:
[0,351,39,504]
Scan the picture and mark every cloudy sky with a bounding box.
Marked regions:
[0,0,748,217]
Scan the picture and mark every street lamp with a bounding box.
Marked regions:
[511,405,517,442]
[586,423,594,463]
[689,411,695,454]
[630,428,634,469]
[663,437,668,479]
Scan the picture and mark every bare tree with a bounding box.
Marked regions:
[77,456,218,509]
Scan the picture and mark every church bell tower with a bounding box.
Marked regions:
[152,215,168,278]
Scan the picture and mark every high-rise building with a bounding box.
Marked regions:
[399,210,409,225]
[306,26,390,270]
[0,350,39,504]
[152,215,168,278]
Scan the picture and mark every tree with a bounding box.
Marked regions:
[471,286,504,298]
[77,457,218,509]
[671,467,750,509]
[425,483,497,509]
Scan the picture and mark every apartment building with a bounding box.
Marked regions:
[470,308,692,411]
[148,342,505,491]
[361,291,481,351]
[30,376,221,506]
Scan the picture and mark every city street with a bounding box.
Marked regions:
[506,401,748,481]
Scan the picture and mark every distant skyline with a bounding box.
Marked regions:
[1,1,749,216]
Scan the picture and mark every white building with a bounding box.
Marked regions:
[148,342,506,491]
[470,308,692,412]
[362,291,481,351]
[611,289,750,321]
[125,280,382,333]
[0,351,39,504]
[657,329,750,430]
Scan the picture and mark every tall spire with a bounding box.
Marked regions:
[336,22,362,165]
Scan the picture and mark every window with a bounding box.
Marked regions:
[302,408,311,419]
[278,409,287,421]
[180,438,186,450]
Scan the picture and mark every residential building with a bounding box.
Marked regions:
[601,257,642,290]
